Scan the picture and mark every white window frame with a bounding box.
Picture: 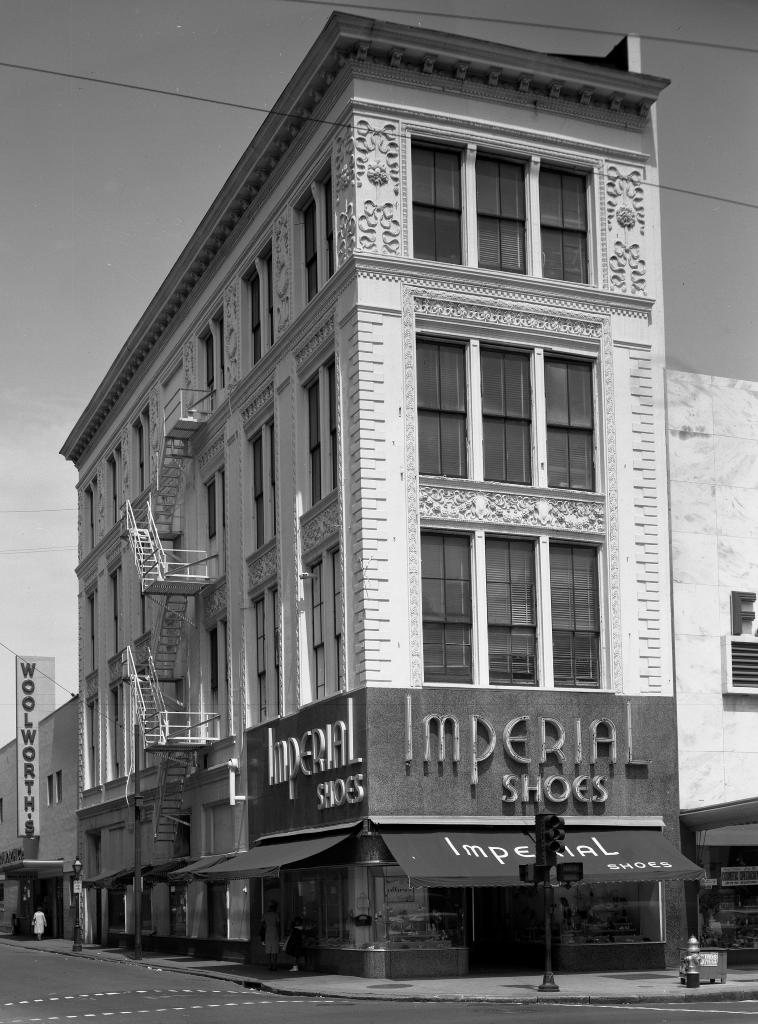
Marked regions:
[416,334,600,494]
[409,135,597,286]
[250,419,276,550]
[305,545,343,702]
[304,361,338,509]
[421,527,605,691]
[297,173,335,308]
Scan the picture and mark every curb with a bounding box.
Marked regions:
[3,939,758,1006]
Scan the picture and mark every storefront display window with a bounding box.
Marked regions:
[698,844,758,949]
[378,869,464,949]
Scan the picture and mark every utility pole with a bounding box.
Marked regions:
[133,721,142,961]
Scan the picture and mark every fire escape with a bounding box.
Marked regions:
[124,389,216,851]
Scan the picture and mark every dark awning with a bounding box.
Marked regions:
[381,828,704,886]
[144,858,189,882]
[199,831,353,880]
[167,854,232,881]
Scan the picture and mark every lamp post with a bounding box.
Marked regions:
[72,855,83,952]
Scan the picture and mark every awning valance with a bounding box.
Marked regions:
[199,831,354,880]
[3,859,64,879]
[381,828,704,887]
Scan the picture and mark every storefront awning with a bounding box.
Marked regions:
[167,854,232,882]
[381,828,704,886]
[144,858,189,882]
[199,831,354,880]
[3,859,64,879]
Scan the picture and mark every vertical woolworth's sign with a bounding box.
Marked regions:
[16,657,55,839]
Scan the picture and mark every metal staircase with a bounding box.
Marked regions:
[153,751,196,845]
[123,388,216,853]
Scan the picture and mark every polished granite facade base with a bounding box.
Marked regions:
[312,945,469,978]
[557,941,664,972]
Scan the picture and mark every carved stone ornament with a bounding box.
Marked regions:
[414,295,603,340]
[96,463,105,540]
[247,544,279,591]
[609,241,647,296]
[301,497,340,555]
[273,210,291,335]
[203,582,227,621]
[334,117,401,263]
[224,279,241,388]
[241,379,275,426]
[333,128,357,268]
[120,425,130,495]
[85,670,99,699]
[183,339,196,389]
[606,165,645,235]
[605,164,647,296]
[294,315,335,370]
[419,486,605,533]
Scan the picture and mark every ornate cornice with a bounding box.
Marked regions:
[420,485,605,534]
[247,542,279,592]
[301,497,341,556]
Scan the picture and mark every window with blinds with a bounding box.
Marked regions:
[540,168,588,283]
[481,347,532,483]
[417,338,467,477]
[486,537,537,685]
[545,358,594,490]
[412,144,462,264]
[421,532,473,681]
[550,543,600,687]
[476,157,526,273]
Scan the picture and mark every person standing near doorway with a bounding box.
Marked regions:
[262,901,280,970]
[32,908,46,941]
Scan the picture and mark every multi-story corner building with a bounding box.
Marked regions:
[668,370,758,963]
[61,13,701,977]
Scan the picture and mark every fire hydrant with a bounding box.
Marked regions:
[684,935,701,988]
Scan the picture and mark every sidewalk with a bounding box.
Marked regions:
[3,935,758,1005]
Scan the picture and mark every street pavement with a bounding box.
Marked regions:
[2,934,758,1006]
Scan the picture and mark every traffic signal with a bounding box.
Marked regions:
[543,813,566,865]
[535,812,566,866]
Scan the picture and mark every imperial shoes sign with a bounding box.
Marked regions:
[16,657,56,839]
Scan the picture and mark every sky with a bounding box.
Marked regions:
[0,0,755,748]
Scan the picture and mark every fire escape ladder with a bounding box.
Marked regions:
[125,498,167,590]
[153,435,191,537]
[153,750,195,847]
[152,592,189,682]
[125,645,167,748]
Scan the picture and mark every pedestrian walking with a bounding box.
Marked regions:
[285,914,305,972]
[262,900,280,971]
[32,908,46,940]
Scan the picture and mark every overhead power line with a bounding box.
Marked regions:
[281,0,758,55]
[0,57,755,212]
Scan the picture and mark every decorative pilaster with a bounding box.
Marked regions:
[333,116,401,266]
[183,338,196,389]
[605,164,647,296]
[224,278,242,389]
[273,208,292,339]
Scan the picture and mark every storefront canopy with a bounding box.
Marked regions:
[3,859,64,879]
[167,854,232,882]
[381,829,704,887]
[198,831,354,880]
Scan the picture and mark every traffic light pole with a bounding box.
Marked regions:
[538,873,559,992]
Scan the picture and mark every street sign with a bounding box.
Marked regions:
[73,880,82,894]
